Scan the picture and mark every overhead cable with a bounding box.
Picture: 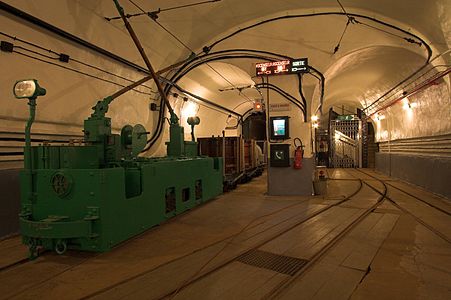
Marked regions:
[123,0,254,103]
[105,0,221,21]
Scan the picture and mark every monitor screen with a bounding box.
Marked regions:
[273,119,286,136]
[270,116,289,140]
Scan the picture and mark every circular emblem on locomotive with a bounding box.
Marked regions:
[51,172,72,198]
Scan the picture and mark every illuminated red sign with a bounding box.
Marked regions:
[256,58,309,76]
[256,60,290,76]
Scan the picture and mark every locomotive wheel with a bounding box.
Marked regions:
[55,240,67,255]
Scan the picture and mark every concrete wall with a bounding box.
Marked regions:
[0,169,21,239]
[374,75,450,143]
[375,153,451,199]
[268,158,314,196]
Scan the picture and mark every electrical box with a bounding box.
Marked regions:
[270,144,290,167]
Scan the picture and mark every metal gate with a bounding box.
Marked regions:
[330,118,362,168]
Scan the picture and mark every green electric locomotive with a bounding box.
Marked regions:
[13,79,223,257]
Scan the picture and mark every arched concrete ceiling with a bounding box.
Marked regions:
[318,45,427,110]
[177,62,262,115]
[3,0,450,120]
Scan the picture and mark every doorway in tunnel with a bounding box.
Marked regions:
[326,108,374,169]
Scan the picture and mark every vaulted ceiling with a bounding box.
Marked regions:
[4,0,451,118]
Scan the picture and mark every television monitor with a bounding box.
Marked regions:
[270,116,290,140]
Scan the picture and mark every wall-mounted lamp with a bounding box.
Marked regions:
[402,97,418,110]
[181,100,199,118]
[374,113,385,121]
[311,115,319,129]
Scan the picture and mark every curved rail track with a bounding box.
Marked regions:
[0,177,363,300]
[1,168,449,300]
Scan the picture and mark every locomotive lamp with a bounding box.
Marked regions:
[187,116,200,142]
[14,79,46,188]
[13,79,46,99]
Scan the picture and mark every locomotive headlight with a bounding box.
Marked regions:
[13,79,46,99]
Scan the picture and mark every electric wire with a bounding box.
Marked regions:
[256,82,305,111]
[178,96,233,117]
[255,82,306,113]
[333,17,354,54]
[183,48,324,115]
[125,0,254,103]
[232,101,253,111]
[144,49,325,150]
[0,31,156,93]
[336,0,348,15]
[158,76,241,117]
[198,12,430,113]
[357,20,422,45]
[205,12,426,53]
[167,51,318,108]
[153,19,193,53]
[297,74,308,121]
[12,50,154,96]
[333,0,358,54]
[105,0,220,21]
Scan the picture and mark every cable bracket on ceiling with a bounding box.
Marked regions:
[104,0,221,21]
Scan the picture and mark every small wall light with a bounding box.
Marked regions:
[402,97,418,110]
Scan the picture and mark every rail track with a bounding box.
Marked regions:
[351,168,451,244]
[2,168,448,299]
[80,175,364,299]
[0,177,361,299]
[260,169,387,299]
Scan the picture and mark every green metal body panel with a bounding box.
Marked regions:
[16,81,220,256]
[184,141,198,157]
[20,154,223,252]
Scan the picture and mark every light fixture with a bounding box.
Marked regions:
[313,123,319,129]
[402,97,417,110]
[311,115,319,122]
[374,113,385,121]
[253,100,263,112]
[181,100,199,118]
[13,79,46,99]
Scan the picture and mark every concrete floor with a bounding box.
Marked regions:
[0,168,450,299]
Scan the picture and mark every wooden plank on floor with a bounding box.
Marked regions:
[260,207,361,259]
[170,262,288,300]
[0,252,94,299]
[350,213,451,300]
[235,204,327,246]
[312,265,365,300]
[91,240,245,300]
[341,213,399,271]
[386,181,451,213]
[276,212,399,300]
[387,188,451,241]
[0,236,28,269]
[275,262,364,300]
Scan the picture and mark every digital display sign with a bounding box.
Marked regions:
[273,119,286,136]
[256,58,309,76]
[269,116,290,140]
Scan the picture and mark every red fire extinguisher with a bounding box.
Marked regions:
[293,138,304,169]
